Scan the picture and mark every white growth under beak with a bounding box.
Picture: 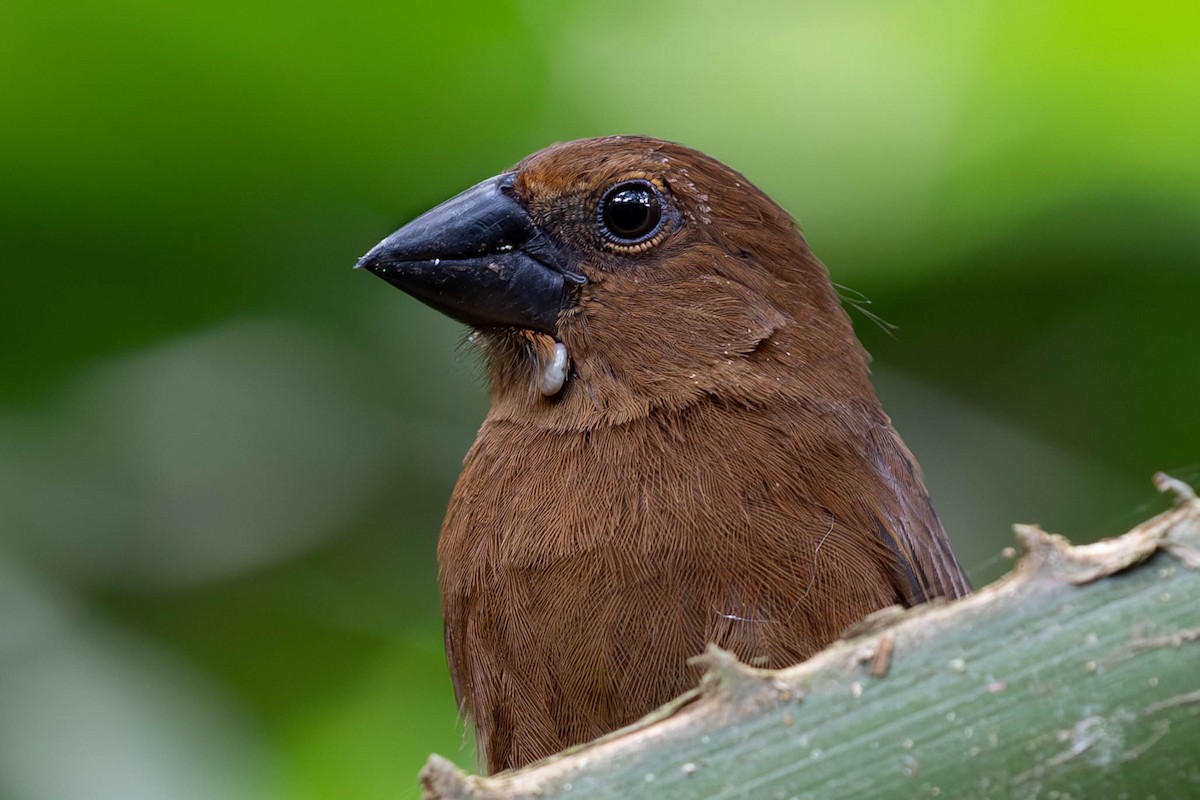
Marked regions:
[539,342,569,397]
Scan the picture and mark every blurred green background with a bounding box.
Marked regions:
[2,1,1197,797]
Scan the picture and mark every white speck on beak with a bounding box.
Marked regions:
[539,342,569,397]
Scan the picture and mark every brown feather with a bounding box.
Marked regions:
[425,136,970,772]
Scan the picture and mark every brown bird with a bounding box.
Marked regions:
[357,136,970,774]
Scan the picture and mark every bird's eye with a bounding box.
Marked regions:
[598,181,664,245]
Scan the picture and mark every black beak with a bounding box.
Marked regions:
[356,173,584,335]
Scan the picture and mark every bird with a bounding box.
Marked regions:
[356,135,970,774]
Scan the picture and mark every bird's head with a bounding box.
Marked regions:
[358,136,870,428]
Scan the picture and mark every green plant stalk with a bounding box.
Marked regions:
[422,479,1200,799]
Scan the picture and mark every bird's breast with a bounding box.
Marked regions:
[440,400,901,658]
